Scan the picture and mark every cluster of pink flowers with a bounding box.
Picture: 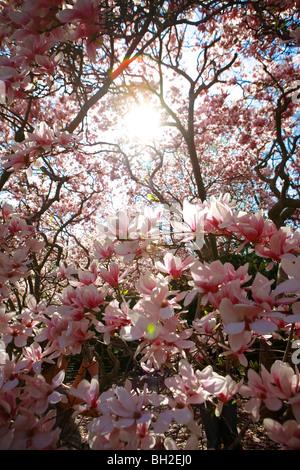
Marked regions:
[3,121,79,174]
[0,196,300,449]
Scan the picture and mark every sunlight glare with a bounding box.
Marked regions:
[125,103,161,142]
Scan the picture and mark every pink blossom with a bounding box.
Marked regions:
[2,146,37,172]
[266,361,297,398]
[59,284,106,317]
[94,239,115,261]
[57,0,100,25]
[193,311,217,335]
[70,261,98,286]
[274,254,300,295]
[166,359,226,405]
[185,260,251,307]
[115,239,150,263]
[20,370,66,415]
[155,360,226,433]
[215,375,239,417]
[57,317,95,354]
[234,210,276,243]
[144,282,185,320]
[24,121,77,150]
[263,418,300,449]
[255,227,300,263]
[8,409,60,450]
[70,375,100,413]
[156,253,195,279]
[25,121,55,150]
[135,271,168,295]
[34,311,70,347]
[88,427,124,450]
[172,199,206,249]
[57,0,104,61]
[204,196,235,233]
[97,211,136,240]
[97,300,132,344]
[0,248,31,284]
[1,203,13,219]
[129,316,194,372]
[219,330,255,367]
[26,294,47,317]
[99,262,120,287]
[262,360,300,422]
[22,342,59,374]
[120,307,163,343]
[88,382,152,446]
[55,261,77,280]
[220,297,278,352]
[185,260,229,305]
[239,367,283,421]
[2,320,33,348]
[35,52,63,77]
[164,434,199,450]
[7,217,32,236]
[250,272,296,311]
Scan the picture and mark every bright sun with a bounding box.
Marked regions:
[124,103,161,143]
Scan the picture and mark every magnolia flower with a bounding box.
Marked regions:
[70,375,100,413]
[1,203,14,219]
[54,261,77,280]
[264,418,300,449]
[2,320,33,348]
[97,300,132,344]
[239,367,283,421]
[204,196,235,232]
[185,260,251,307]
[57,317,95,354]
[94,239,115,261]
[255,227,300,263]
[99,262,122,288]
[69,261,98,287]
[262,360,300,422]
[143,283,185,320]
[155,252,195,279]
[8,409,60,450]
[155,360,226,433]
[135,271,169,295]
[57,0,104,61]
[88,383,152,436]
[234,210,276,243]
[215,375,239,417]
[88,427,124,450]
[115,239,150,263]
[219,330,255,367]
[165,360,226,404]
[219,297,278,352]
[20,371,66,415]
[130,317,194,372]
[193,311,218,335]
[120,308,163,342]
[251,272,296,311]
[22,342,59,374]
[274,254,300,295]
[164,434,199,450]
[59,284,106,316]
[172,199,206,249]
[97,211,137,240]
